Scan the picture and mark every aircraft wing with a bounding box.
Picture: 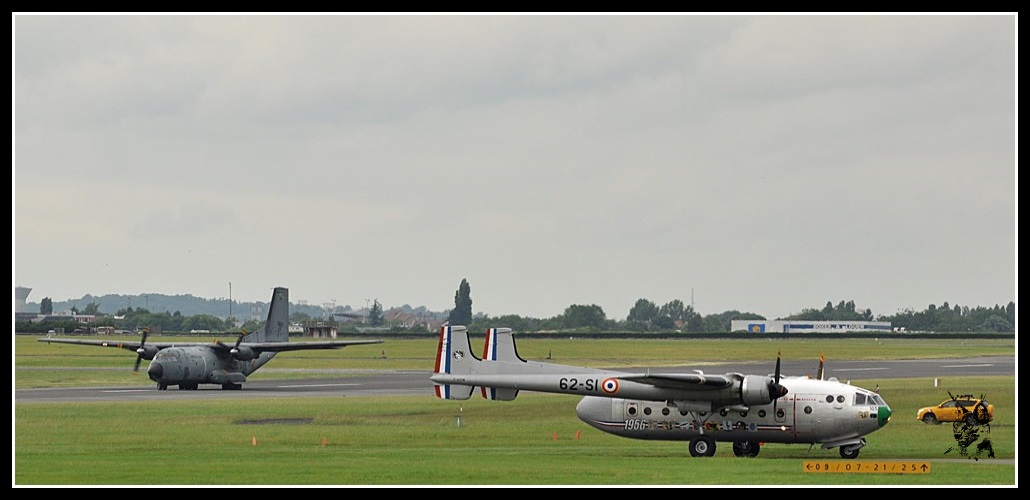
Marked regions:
[39,337,383,354]
[239,339,384,353]
[36,337,197,351]
[618,372,738,391]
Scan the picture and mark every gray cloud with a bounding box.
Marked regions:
[15,14,1015,320]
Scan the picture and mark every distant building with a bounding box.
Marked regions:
[15,286,32,313]
[15,313,98,325]
[250,303,265,321]
[730,320,892,334]
[305,321,338,338]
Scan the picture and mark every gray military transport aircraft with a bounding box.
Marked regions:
[38,287,383,390]
[430,325,892,458]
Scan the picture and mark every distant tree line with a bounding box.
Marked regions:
[16,304,254,335]
[438,280,1014,335]
[17,280,1015,334]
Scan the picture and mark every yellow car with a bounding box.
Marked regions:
[916,394,994,425]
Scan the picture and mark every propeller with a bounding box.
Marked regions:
[230,330,247,357]
[770,351,788,412]
[133,327,150,373]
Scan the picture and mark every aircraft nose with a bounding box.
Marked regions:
[878,405,892,427]
[147,361,163,382]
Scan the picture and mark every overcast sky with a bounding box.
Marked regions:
[13,13,1017,321]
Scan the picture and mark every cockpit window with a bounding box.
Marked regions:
[857,390,886,406]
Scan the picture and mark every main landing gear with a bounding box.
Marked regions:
[689,436,717,457]
[732,440,761,458]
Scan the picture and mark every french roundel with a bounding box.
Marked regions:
[601,377,620,394]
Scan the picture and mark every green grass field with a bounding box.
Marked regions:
[13,335,1016,486]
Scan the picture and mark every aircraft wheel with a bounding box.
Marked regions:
[157,383,167,391]
[689,436,716,457]
[839,445,861,459]
[732,441,760,458]
[921,413,938,425]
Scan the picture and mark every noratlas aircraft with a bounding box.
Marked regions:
[430,325,892,458]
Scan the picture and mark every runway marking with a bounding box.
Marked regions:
[940,364,993,368]
[830,368,888,372]
[276,383,363,388]
[101,389,152,393]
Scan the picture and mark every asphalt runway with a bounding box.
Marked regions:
[15,355,1014,403]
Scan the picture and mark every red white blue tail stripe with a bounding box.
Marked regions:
[433,326,454,399]
[483,328,500,361]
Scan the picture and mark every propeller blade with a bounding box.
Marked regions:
[133,327,150,373]
[231,330,246,355]
[771,351,787,411]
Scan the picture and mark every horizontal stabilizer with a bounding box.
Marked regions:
[482,386,519,401]
[435,382,475,400]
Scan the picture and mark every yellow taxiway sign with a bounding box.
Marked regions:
[803,461,931,474]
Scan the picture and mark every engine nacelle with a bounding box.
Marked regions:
[673,399,714,413]
[231,346,257,361]
[137,345,159,360]
[739,374,775,406]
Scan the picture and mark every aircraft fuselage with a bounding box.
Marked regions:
[147,346,275,390]
[575,377,890,446]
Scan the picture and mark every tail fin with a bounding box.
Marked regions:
[433,325,477,400]
[482,327,527,362]
[480,327,522,401]
[248,287,290,343]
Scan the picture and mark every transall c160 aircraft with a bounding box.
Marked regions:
[430,326,892,459]
[38,287,383,390]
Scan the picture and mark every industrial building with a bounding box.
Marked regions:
[730,320,892,334]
